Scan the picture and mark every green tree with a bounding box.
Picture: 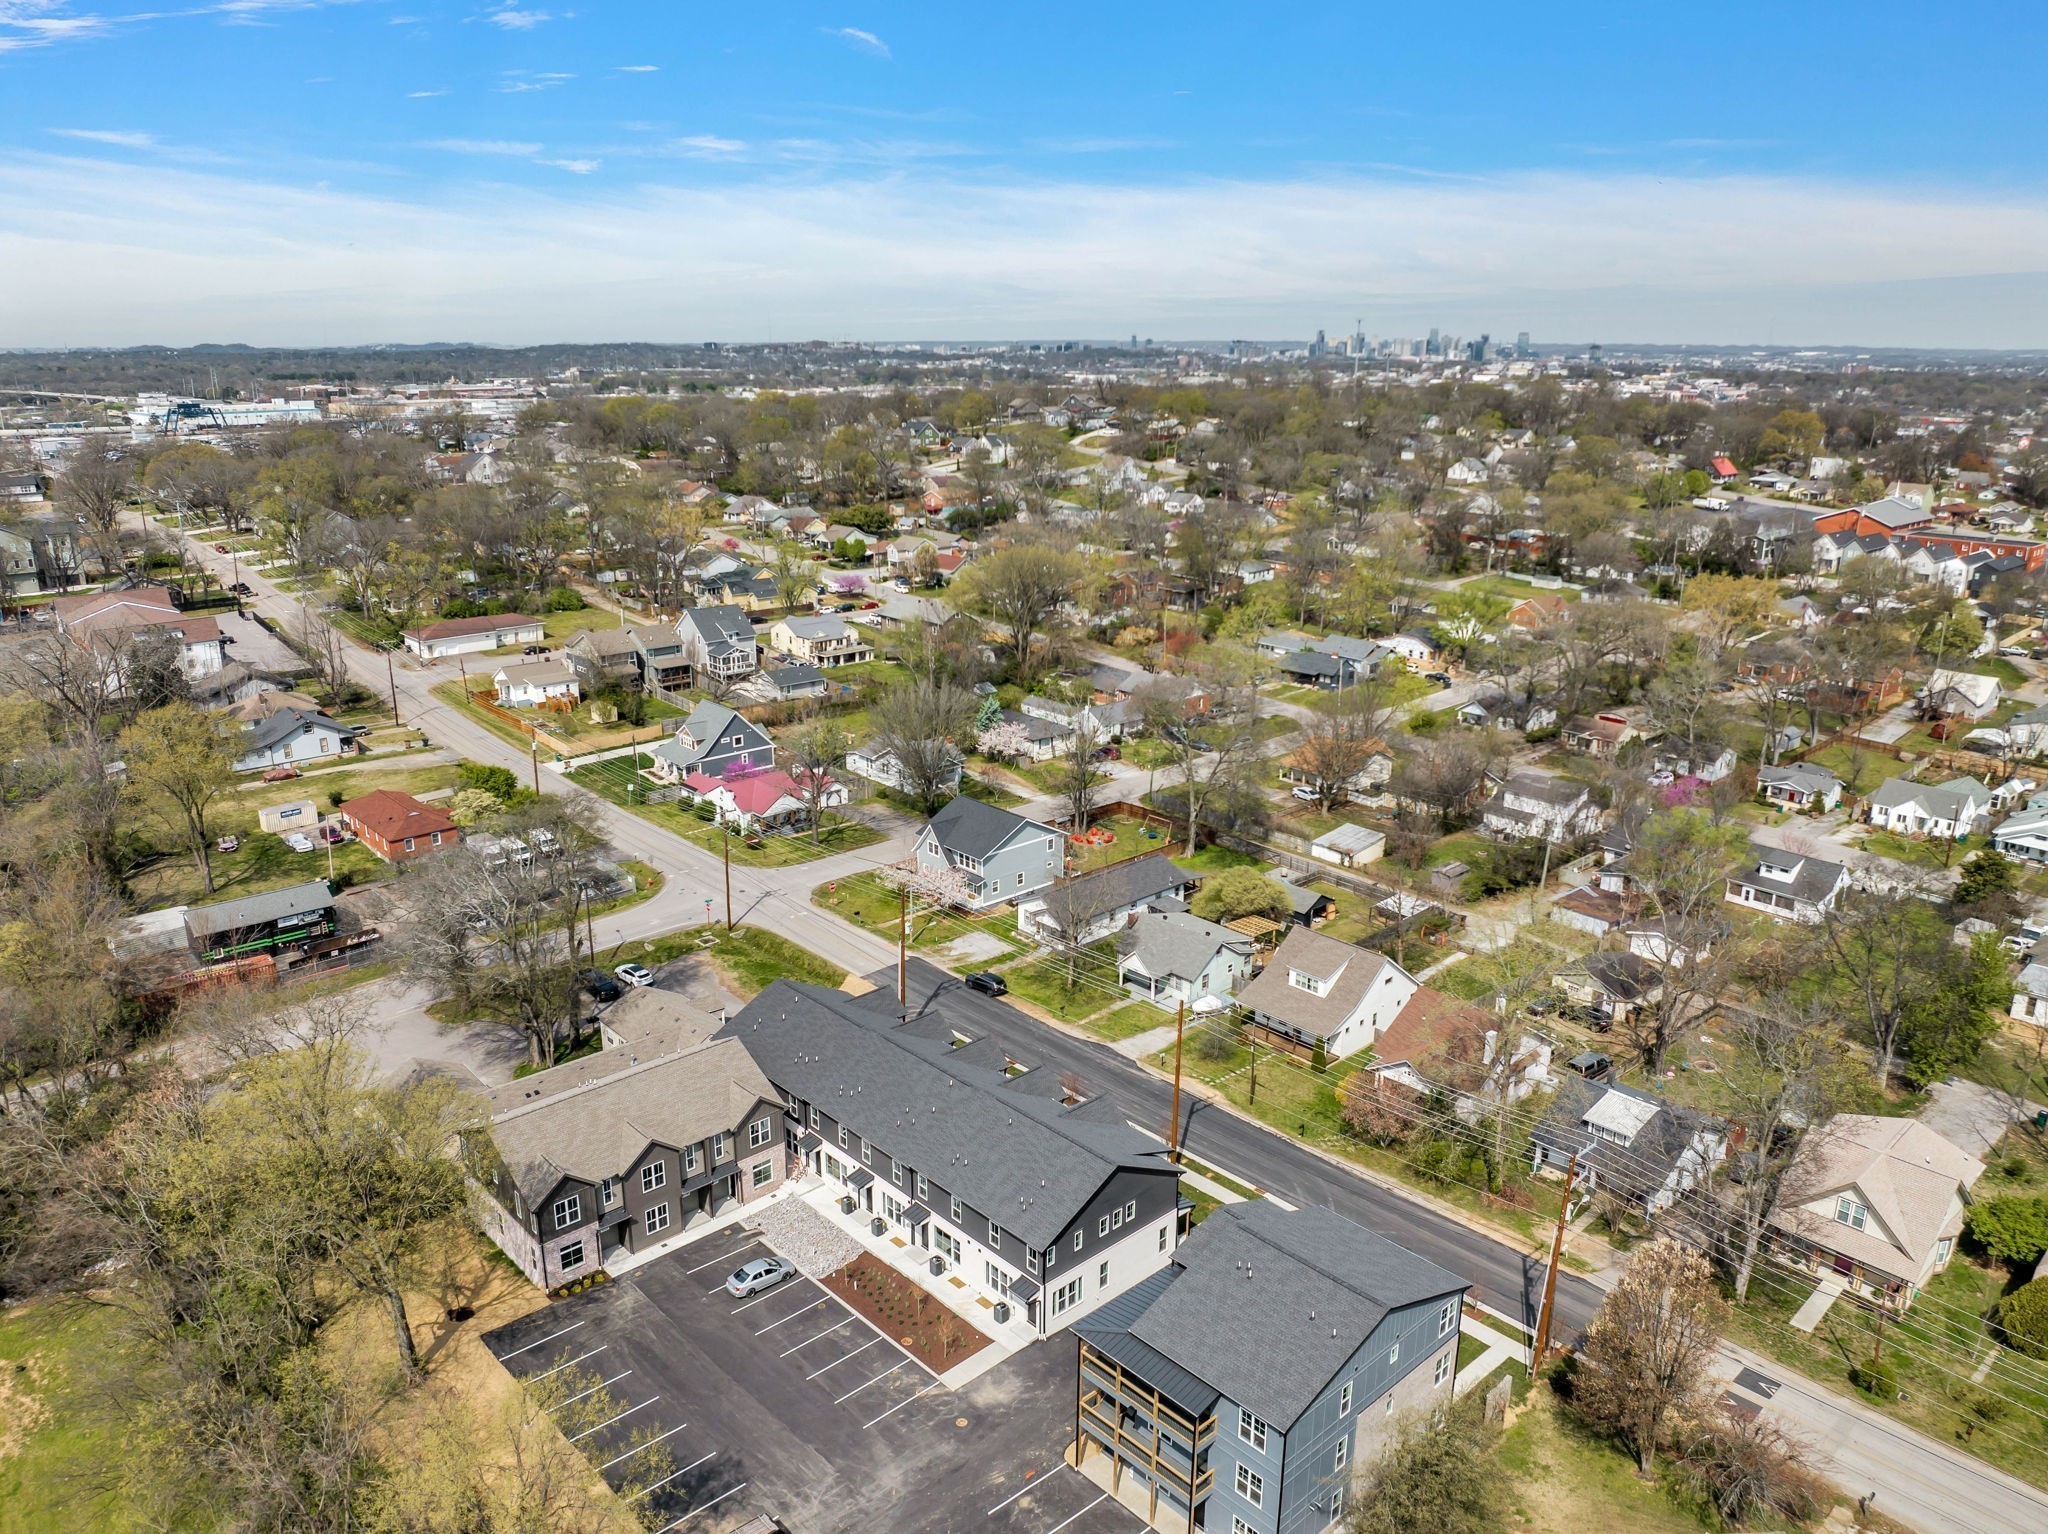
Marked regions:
[951,540,1085,681]
[1954,847,2020,911]
[1344,1396,1507,1534]
[119,703,240,894]
[840,501,895,536]
[1190,866,1290,924]
[1999,1277,2048,1360]
[1967,1195,2048,1266]
[1898,932,2006,1085]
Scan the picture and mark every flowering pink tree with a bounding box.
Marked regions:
[831,572,868,596]
[875,858,979,936]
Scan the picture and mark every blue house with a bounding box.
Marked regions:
[1073,1201,1469,1533]
[649,701,775,784]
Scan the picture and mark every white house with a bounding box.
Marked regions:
[2011,959,2048,1026]
[1479,771,1603,844]
[1758,762,1843,812]
[232,710,353,774]
[1232,926,1420,1062]
[400,612,546,660]
[1015,853,1194,947]
[680,767,845,833]
[52,586,227,680]
[1310,823,1387,868]
[1115,911,1255,1010]
[1724,843,1848,924]
[845,738,963,798]
[1992,795,2048,863]
[1446,458,1489,485]
[492,659,581,708]
[767,613,875,668]
[1920,668,2001,720]
[1862,776,1992,840]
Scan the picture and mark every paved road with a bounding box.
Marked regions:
[159,522,2048,1533]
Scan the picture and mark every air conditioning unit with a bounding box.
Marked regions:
[991,1301,1011,1325]
[929,1254,946,1276]
[839,1195,857,1215]
[870,1216,887,1236]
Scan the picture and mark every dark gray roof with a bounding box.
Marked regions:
[1075,1269,1220,1415]
[1530,1076,1715,1204]
[1122,1201,1466,1429]
[183,878,333,939]
[1033,854,1191,926]
[1732,842,1846,904]
[765,663,826,692]
[679,604,755,647]
[723,982,1173,1248]
[1572,951,1660,1002]
[1278,649,1341,680]
[925,795,1054,861]
[1118,910,1250,980]
[242,708,348,752]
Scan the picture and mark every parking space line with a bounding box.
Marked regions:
[658,1482,747,1530]
[498,1320,584,1360]
[779,1321,854,1357]
[729,1285,800,1315]
[550,1368,632,1411]
[985,1471,1053,1517]
[629,1450,715,1503]
[685,1239,757,1274]
[862,1381,940,1430]
[600,1421,687,1470]
[570,1395,659,1442]
[522,1343,607,1383]
[806,1337,878,1379]
[1041,1492,1110,1534]
[754,1299,825,1335]
[831,1359,906,1403]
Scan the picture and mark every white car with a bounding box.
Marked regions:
[725,1256,794,1296]
[614,962,655,988]
[1288,785,1319,802]
[282,832,316,852]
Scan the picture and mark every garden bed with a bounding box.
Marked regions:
[821,1253,991,1373]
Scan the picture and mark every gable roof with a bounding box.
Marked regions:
[183,878,333,941]
[1233,926,1405,1036]
[726,982,1173,1247]
[677,604,756,648]
[1771,1114,1984,1282]
[1758,762,1841,795]
[242,708,349,752]
[402,612,542,642]
[1734,842,1846,903]
[1112,1201,1465,1429]
[1531,1076,1719,1203]
[493,658,577,688]
[1027,853,1191,926]
[1369,987,1498,1076]
[1117,909,1250,980]
[775,613,850,641]
[1866,775,1989,820]
[924,795,1057,861]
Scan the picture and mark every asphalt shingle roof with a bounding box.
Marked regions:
[925,795,1056,862]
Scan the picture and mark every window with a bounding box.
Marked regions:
[935,1229,961,1263]
[431,831,443,846]
[1237,1409,1267,1451]
[403,837,416,853]
[860,1142,872,1166]
[917,1173,928,1199]
[1124,1200,1137,1222]
[1159,1226,1170,1253]
[1339,1380,1352,1414]
[750,1119,772,1149]
[599,1178,618,1210]
[1333,1436,1348,1472]
[552,1194,582,1229]
[988,1219,1000,1249]
[1074,1229,1084,1251]
[1835,1195,1868,1231]
[683,1145,700,1174]
[949,1196,961,1223]
[807,1104,818,1128]
[1051,1276,1083,1316]
[1388,1341,1400,1366]
[558,1239,586,1273]
[1026,1249,1039,1276]
[1286,966,1327,996]
[1233,1521,1256,1534]
[1099,1215,1111,1237]
[1936,1236,1955,1266]
[644,1203,670,1236]
[712,1133,728,1162]
[1016,872,1026,888]
[1384,1394,1395,1416]
[641,1162,666,1193]
[890,1158,903,1187]
[1097,1261,1109,1289]
[1111,1208,1124,1230]
[751,1161,773,1189]
[1438,1302,1456,1338]
[838,1125,848,1149]
[1435,1350,1453,1386]
[1235,1465,1264,1507]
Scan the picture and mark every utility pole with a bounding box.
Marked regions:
[1167,1000,1185,1163]
[898,883,909,1008]
[1533,1150,1579,1371]
[722,817,733,932]
[1248,1026,1259,1106]
[386,647,400,727]
[529,738,540,794]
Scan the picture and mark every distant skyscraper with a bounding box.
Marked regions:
[1517,330,1531,356]
[1427,327,1440,357]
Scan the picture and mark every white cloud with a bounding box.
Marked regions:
[423,138,543,156]
[1032,136,1179,154]
[669,134,746,159]
[406,88,449,98]
[3,155,2047,347]
[539,157,598,174]
[824,26,889,59]
[49,127,158,148]
[616,63,657,73]
[487,7,549,29]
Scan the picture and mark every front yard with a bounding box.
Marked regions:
[566,758,886,867]
[996,945,1125,1024]
[811,870,1035,960]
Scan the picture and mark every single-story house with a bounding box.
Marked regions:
[1561,711,1651,761]
[1649,741,1738,784]
[752,663,829,701]
[1555,951,1662,1028]
[401,613,545,660]
[2011,958,2048,1025]
[1016,853,1195,947]
[1863,776,1992,841]
[1232,925,1420,1062]
[1276,741,1393,801]
[232,708,354,774]
[845,737,963,798]
[1919,668,2002,720]
[1358,986,1551,1103]
[492,659,581,708]
[1115,910,1256,1010]
[338,789,462,863]
[1531,1076,1726,1217]
[1758,762,1843,812]
[1992,796,2048,864]
[681,767,845,832]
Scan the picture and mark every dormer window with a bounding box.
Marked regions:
[1835,1195,1868,1231]
[1287,968,1328,996]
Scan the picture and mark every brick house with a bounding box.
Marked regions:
[337,789,462,863]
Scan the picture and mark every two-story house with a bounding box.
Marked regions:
[766,613,875,668]
[1531,1076,1726,1217]
[491,658,581,708]
[648,700,775,783]
[1232,926,1420,1063]
[52,585,226,681]
[1724,842,1847,924]
[742,981,1183,1335]
[1478,770,1603,845]
[1116,911,1256,1010]
[476,989,791,1288]
[1073,1201,1468,1534]
[674,604,760,688]
[1016,853,1198,947]
[1768,1114,1983,1312]
[912,797,1066,912]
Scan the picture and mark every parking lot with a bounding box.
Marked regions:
[485,1223,1145,1534]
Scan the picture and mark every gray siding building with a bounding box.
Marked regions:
[1073,1201,1468,1533]
[913,795,1066,911]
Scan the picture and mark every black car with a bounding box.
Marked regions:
[963,972,1008,998]
[577,967,623,1003]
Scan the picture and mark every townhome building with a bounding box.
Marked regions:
[477,989,791,1288]
[1233,926,1420,1063]
[1073,1201,1468,1534]
[912,796,1065,912]
[745,981,1184,1335]
[674,604,760,687]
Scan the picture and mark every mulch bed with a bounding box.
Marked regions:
[821,1252,992,1373]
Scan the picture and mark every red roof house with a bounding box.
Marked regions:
[338,789,462,863]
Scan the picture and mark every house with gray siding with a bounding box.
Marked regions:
[736,981,1183,1336]
[674,603,760,686]
[1015,852,1195,946]
[648,700,775,783]
[1073,1201,1468,1534]
[1117,910,1256,1009]
[912,795,1066,911]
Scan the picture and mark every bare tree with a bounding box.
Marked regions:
[1049,716,1107,835]
[872,676,975,815]
[1612,810,1749,1073]
[1292,677,1395,812]
[1570,1239,1721,1476]
[785,721,849,845]
[953,539,1085,680]
[1137,655,1265,856]
[59,449,134,574]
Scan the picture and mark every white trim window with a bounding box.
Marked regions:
[751,1161,773,1189]
[1834,1194,1868,1231]
[712,1133,729,1162]
[644,1202,671,1236]
[750,1118,773,1149]
[1339,1380,1352,1414]
[1437,1301,1456,1338]
[1388,1340,1400,1366]
[1333,1436,1348,1472]
[1123,1200,1136,1222]
[1097,1261,1109,1290]
[683,1145,701,1175]
[641,1161,666,1193]
[988,1218,1000,1247]
[552,1194,582,1229]
[1237,1408,1267,1451]
[1233,1520,1256,1534]
[1050,1276,1083,1316]
[1235,1464,1264,1507]
[1435,1349,1453,1386]
[599,1177,618,1210]
[1099,1215,1110,1237]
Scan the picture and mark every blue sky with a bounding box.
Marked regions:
[2,1,2045,346]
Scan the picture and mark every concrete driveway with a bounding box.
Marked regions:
[1918,1079,2027,1159]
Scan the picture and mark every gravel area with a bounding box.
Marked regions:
[748,1193,864,1277]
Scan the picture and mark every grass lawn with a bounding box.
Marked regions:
[830,657,914,690]
[540,606,629,643]
[1854,826,1976,872]
[587,859,663,917]
[0,1299,167,1534]
[998,946,1123,1023]
[1172,840,1267,874]
[1435,935,1577,1002]
[1308,882,1382,944]
[1462,573,1581,605]
[1972,657,2030,689]
[245,759,465,813]
[1804,741,1913,791]
[1085,1001,1170,1041]
[1497,1389,1716,1534]
[127,826,388,909]
[599,924,846,997]
[1424,830,1492,870]
[673,815,884,868]
[958,774,1027,809]
[1070,814,1177,872]
[812,870,1035,958]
